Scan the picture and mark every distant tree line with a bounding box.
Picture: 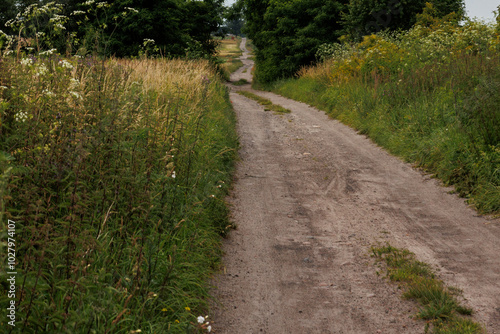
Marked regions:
[234,0,465,82]
[0,0,225,58]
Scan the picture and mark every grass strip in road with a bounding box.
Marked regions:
[372,244,483,334]
[237,91,291,114]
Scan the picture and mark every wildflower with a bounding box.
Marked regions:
[71,10,86,15]
[69,78,80,89]
[197,316,205,324]
[43,89,55,97]
[59,59,73,69]
[35,64,48,76]
[185,306,190,311]
[15,111,28,123]
[174,320,180,323]
[0,86,7,90]
[84,0,95,5]
[125,7,139,13]
[161,308,168,312]
[39,49,57,56]
[97,2,109,9]
[20,58,32,66]
[207,325,211,332]
[171,171,176,179]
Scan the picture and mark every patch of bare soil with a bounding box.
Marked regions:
[210,38,500,333]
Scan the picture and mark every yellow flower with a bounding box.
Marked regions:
[175,320,180,323]
[161,308,168,312]
[185,306,191,311]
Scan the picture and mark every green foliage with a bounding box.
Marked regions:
[0,55,237,332]
[244,0,345,83]
[371,244,483,333]
[1,0,225,58]
[341,0,464,41]
[273,20,500,214]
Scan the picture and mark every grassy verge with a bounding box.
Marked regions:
[272,21,500,215]
[0,55,237,333]
[372,244,483,334]
[237,91,291,114]
[217,37,244,80]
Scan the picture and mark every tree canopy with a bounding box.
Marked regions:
[0,0,225,58]
[243,0,465,83]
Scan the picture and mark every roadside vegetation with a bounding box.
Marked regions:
[372,244,483,333]
[0,2,238,333]
[271,14,500,215]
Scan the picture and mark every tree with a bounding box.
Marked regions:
[244,0,346,83]
[1,0,225,58]
[341,0,464,40]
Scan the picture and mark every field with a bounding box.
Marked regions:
[0,54,237,332]
[271,19,500,215]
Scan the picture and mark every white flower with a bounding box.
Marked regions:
[0,86,7,90]
[36,64,48,76]
[207,325,211,332]
[171,171,176,179]
[125,7,139,13]
[39,49,57,56]
[15,111,28,123]
[197,316,205,324]
[71,10,86,15]
[69,78,80,89]
[43,89,55,97]
[59,59,73,69]
[70,91,82,99]
[84,0,95,5]
[20,58,33,66]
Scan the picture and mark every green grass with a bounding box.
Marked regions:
[271,21,500,215]
[237,90,291,114]
[372,244,483,334]
[0,56,238,333]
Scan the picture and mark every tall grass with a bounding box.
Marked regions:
[0,54,237,333]
[273,20,500,214]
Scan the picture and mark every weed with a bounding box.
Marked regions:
[372,243,483,333]
[0,55,237,333]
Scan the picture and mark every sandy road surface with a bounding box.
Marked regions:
[210,38,500,333]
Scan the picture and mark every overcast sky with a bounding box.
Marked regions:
[464,0,498,21]
[224,0,499,22]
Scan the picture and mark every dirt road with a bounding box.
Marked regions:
[210,38,500,333]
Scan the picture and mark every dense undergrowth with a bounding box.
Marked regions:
[272,19,500,214]
[0,54,237,332]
